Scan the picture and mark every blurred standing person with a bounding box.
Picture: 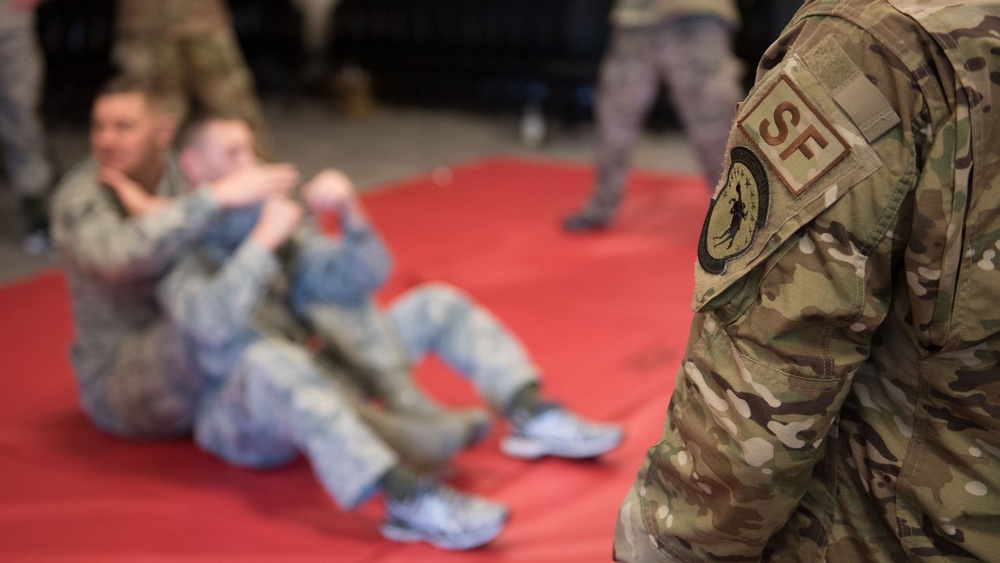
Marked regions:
[0,0,55,253]
[563,0,744,231]
[113,0,271,157]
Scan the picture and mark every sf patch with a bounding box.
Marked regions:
[698,146,769,275]
[738,74,848,197]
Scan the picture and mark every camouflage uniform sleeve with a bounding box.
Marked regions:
[287,218,393,310]
[157,240,279,347]
[51,161,219,282]
[615,8,934,561]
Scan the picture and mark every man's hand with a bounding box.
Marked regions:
[211,164,300,209]
[248,196,303,252]
[301,168,367,229]
[99,167,170,216]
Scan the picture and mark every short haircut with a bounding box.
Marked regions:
[174,109,248,151]
[95,75,185,120]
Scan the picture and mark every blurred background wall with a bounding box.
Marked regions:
[35,0,799,129]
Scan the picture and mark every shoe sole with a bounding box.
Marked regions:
[500,431,624,459]
[380,511,508,551]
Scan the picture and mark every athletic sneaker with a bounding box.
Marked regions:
[501,405,624,459]
[381,480,509,550]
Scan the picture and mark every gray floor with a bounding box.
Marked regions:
[0,98,697,285]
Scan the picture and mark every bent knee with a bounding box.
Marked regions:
[410,282,471,309]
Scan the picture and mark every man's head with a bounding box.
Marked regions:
[177,113,257,187]
[90,77,180,181]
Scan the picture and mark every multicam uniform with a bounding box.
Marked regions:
[0,0,53,202]
[114,0,269,154]
[615,0,1000,561]
[157,209,540,507]
[50,157,218,438]
[578,0,743,223]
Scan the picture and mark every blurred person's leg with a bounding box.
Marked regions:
[657,15,743,193]
[387,283,624,459]
[194,337,398,508]
[565,26,661,231]
[0,12,54,250]
[195,336,509,549]
[183,30,271,158]
[386,283,540,413]
[307,296,494,444]
[73,321,204,439]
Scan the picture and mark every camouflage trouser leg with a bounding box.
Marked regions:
[307,283,539,413]
[655,16,743,193]
[114,30,270,158]
[584,17,743,220]
[584,26,663,222]
[113,34,186,112]
[194,337,398,509]
[74,321,203,439]
[0,17,53,198]
[385,283,540,412]
[614,479,682,562]
[180,30,271,158]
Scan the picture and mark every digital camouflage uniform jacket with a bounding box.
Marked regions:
[52,157,218,385]
[156,214,392,385]
[611,0,739,28]
[615,0,1000,561]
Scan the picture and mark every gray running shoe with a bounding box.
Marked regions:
[501,405,624,459]
[381,480,508,550]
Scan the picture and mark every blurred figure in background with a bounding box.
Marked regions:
[0,0,55,254]
[113,0,271,157]
[563,0,744,232]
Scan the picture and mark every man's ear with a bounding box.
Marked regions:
[155,114,178,149]
[177,147,201,188]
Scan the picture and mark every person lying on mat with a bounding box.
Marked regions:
[51,76,511,550]
[169,112,625,464]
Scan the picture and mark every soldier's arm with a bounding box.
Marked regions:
[159,195,300,346]
[284,168,393,309]
[616,10,939,561]
[51,163,218,282]
[290,218,392,302]
[158,241,279,347]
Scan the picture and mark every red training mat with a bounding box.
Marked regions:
[0,157,708,562]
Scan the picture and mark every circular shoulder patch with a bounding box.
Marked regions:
[698,147,770,275]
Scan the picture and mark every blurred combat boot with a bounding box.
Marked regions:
[352,398,475,473]
[306,301,494,447]
[318,356,475,472]
[368,366,493,449]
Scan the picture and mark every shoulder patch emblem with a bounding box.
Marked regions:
[698,147,769,275]
[738,75,849,197]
